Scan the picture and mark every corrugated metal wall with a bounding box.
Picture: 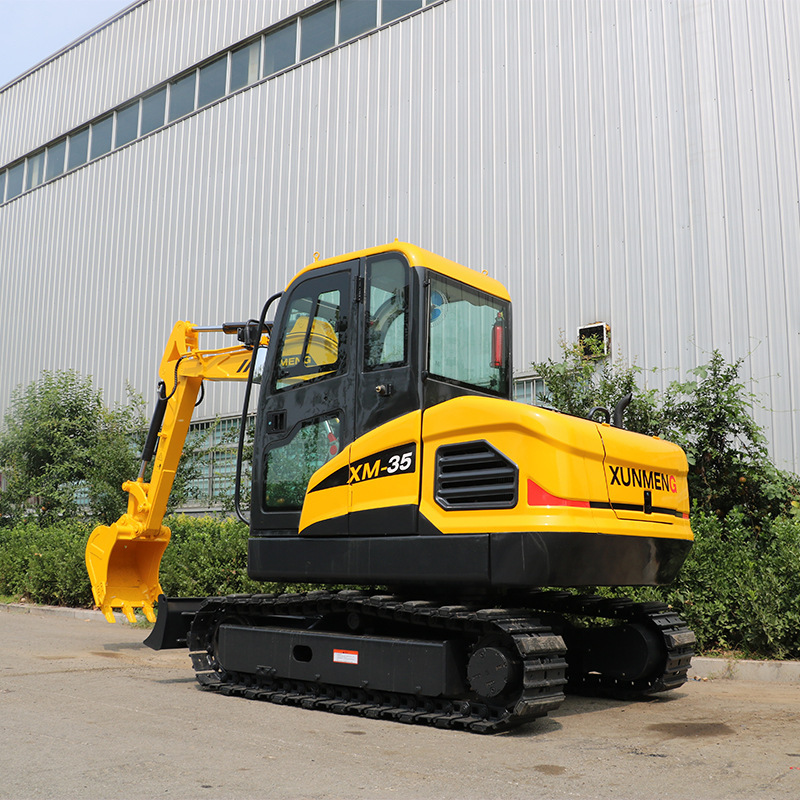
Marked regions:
[0,0,314,165]
[0,0,798,471]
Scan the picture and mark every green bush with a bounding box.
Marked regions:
[0,371,147,525]
[0,369,210,525]
[0,516,314,607]
[159,515,345,596]
[0,516,316,608]
[158,515,262,597]
[0,516,262,605]
[0,520,93,607]
[600,511,800,659]
[678,511,800,658]
[661,352,798,523]
[1,514,798,659]
[532,336,667,435]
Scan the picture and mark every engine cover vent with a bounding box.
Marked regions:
[435,441,518,510]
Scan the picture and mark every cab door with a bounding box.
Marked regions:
[253,261,356,535]
[347,253,422,536]
[355,252,420,436]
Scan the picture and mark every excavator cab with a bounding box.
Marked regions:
[86,244,515,619]
[248,247,512,542]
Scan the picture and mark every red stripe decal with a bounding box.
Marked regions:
[527,479,590,508]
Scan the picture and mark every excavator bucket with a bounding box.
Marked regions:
[85,520,171,624]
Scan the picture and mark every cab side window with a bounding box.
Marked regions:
[274,276,347,390]
[264,415,341,510]
[364,256,409,371]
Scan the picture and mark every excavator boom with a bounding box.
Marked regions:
[85,320,267,623]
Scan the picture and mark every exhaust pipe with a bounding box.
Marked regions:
[612,392,632,429]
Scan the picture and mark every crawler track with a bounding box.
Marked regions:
[520,591,696,697]
[187,590,695,733]
[188,590,568,733]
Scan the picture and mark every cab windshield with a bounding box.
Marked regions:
[427,273,509,396]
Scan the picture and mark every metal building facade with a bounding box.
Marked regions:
[0,0,798,471]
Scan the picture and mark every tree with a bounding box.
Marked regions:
[661,352,797,524]
[532,337,667,436]
[532,343,798,524]
[0,370,146,525]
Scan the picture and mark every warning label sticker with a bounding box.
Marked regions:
[333,649,359,665]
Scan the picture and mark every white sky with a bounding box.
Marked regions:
[0,0,131,88]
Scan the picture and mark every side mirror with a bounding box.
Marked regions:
[252,346,268,384]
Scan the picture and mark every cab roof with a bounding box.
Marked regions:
[290,241,511,302]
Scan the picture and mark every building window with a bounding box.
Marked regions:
[45,139,66,180]
[300,3,336,60]
[263,22,297,76]
[5,161,24,200]
[26,151,45,190]
[0,0,443,205]
[115,102,139,147]
[382,0,423,24]
[67,128,90,170]
[339,0,378,41]
[168,72,196,122]
[513,375,547,406]
[230,40,261,92]
[180,415,255,510]
[197,55,228,107]
[140,87,167,135]
[90,116,114,159]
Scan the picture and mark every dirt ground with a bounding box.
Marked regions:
[1,606,799,800]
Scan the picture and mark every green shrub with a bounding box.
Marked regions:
[158,515,261,597]
[0,370,210,525]
[605,511,800,659]
[1,513,798,659]
[661,352,798,523]
[682,512,800,658]
[0,516,334,609]
[0,520,93,606]
[0,371,147,525]
[532,337,668,435]
[158,515,341,596]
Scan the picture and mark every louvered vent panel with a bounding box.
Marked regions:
[435,441,518,510]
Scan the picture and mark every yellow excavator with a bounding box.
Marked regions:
[86,242,695,733]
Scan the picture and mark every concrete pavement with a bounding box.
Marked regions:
[3,604,800,800]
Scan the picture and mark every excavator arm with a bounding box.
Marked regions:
[85,320,267,623]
